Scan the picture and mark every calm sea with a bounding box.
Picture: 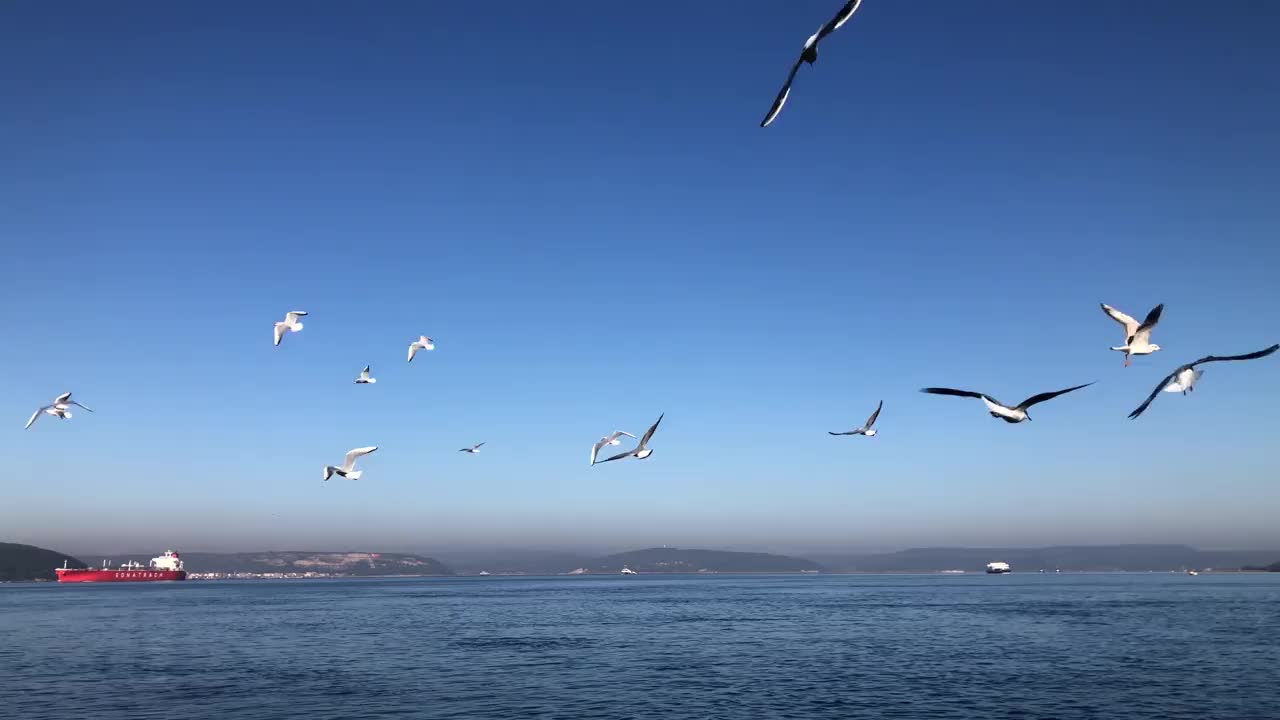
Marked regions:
[2,574,1277,719]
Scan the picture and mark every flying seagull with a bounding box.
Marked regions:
[323,446,378,481]
[407,336,435,363]
[596,415,664,464]
[355,365,376,384]
[590,430,636,465]
[760,0,865,128]
[24,392,93,430]
[1127,344,1279,419]
[1101,303,1164,366]
[920,383,1093,423]
[459,442,486,454]
[829,400,882,436]
[273,311,308,347]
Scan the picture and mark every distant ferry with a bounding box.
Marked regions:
[1186,569,1200,576]
[620,566,637,575]
[985,562,1011,574]
[477,571,491,576]
[56,550,187,583]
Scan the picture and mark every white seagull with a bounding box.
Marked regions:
[24,392,93,430]
[1101,303,1164,366]
[761,0,865,128]
[407,336,435,363]
[829,400,882,436]
[354,365,377,384]
[323,446,378,481]
[590,430,636,465]
[1128,344,1278,419]
[459,442,486,454]
[273,311,308,347]
[596,415,664,464]
[920,383,1093,424]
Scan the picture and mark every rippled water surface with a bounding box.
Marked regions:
[3,574,1278,719]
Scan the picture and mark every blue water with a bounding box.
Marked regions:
[2,574,1278,719]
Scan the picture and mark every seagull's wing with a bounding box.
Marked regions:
[474,442,485,450]
[817,0,864,41]
[274,323,286,346]
[1017,382,1094,410]
[591,438,608,465]
[828,430,857,436]
[24,407,46,430]
[68,400,93,412]
[1129,367,1186,419]
[343,446,378,468]
[863,400,883,429]
[1100,304,1140,339]
[1131,303,1164,344]
[637,414,664,449]
[617,431,636,439]
[54,392,73,404]
[761,57,803,128]
[920,387,1000,405]
[597,450,633,464]
[285,311,308,323]
[408,343,419,362]
[1189,344,1280,367]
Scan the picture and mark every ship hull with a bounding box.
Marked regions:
[56,569,187,583]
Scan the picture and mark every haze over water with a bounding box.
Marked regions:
[4,574,1279,719]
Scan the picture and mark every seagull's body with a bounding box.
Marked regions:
[590,430,636,465]
[920,383,1093,424]
[273,311,308,347]
[24,392,93,430]
[829,400,882,436]
[355,365,376,384]
[407,336,435,363]
[459,442,486,454]
[760,0,864,128]
[596,415,663,464]
[323,446,378,481]
[1101,303,1164,366]
[1128,344,1279,419]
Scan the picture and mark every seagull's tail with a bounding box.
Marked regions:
[323,466,337,481]
[367,378,376,383]
[345,470,362,481]
[291,322,304,332]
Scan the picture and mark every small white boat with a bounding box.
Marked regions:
[985,562,1011,574]
[477,571,490,576]
[1186,569,1199,576]
[620,566,637,575]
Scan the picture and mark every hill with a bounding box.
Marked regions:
[810,545,1280,572]
[591,547,822,574]
[0,542,86,581]
[100,551,453,576]
[1242,560,1280,572]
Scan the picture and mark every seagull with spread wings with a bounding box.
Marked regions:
[596,415,664,464]
[24,392,93,430]
[920,383,1093,424]
[590,430,636,466]
[273,311,308,347]
[760,0,865,128]
[829,400,883,436]
[408,336,435,363]
[1128,344,1278,419]
[354,365,377,384]
[1101,303,1164,366]
[323,446,378,481]
[459,442,486,454]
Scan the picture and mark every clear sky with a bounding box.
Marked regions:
[3,1,1279,555]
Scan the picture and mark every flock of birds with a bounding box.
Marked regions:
[19,1,1280,483]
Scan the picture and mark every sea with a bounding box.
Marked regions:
[2,573,1278,719]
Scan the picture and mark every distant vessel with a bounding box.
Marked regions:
[56,550,187,583]
[620,566,637,575]
[940,570,965,574]
[566,568,588,575]
[1187,569,1200,576]
[477,571,491,576]
[985,562,1011,574]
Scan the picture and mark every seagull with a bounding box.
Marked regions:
[1101,303,1164,366]
[1127,344,1278,419]
[273,311,308,347]
[354,365,376,384]
[24,392,93,430]
[760,0,865,128]
[323,446,378,481]
[920,383,1093,423]
[407,336,435,363]
[459,442,486,454]
[596,415,663,464]
[590,430,636,465]
[829,400,882,436]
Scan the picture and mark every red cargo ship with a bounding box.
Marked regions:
[56,550,187,583]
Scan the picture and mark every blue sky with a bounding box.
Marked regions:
[3,1,1279,554]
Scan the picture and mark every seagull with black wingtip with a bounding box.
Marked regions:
[595,415,664,464]
[1127,344,1278,419]
[1101,302,1164,366]
[760,0,865,128]
[920,383,1093,424]
[829,400,882,437]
